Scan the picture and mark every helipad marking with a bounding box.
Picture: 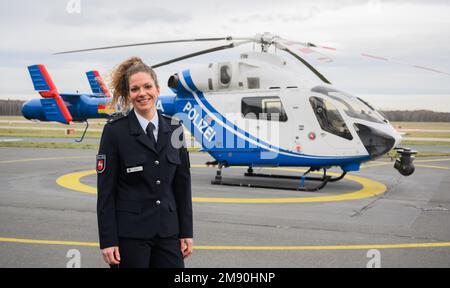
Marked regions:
[57,169,96,194]
[3,156,450,253]
[0,138,23,142]
[0,155,92,164]
[194,243,450,250]
[56,165,387,203]
[55,158,450,203]
[0,237,99,247]
[415,158,450,163]
[415,164,450,170]
[1,237,450,251]
[361,162,391,168]
[361,158,450,169]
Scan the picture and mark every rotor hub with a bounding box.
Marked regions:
[254,32,279,52]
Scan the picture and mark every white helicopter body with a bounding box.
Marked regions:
[168,51,401,173]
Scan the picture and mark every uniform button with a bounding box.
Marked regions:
[156,180,161,185]
[156,200,161,205]
[155,160,160,165]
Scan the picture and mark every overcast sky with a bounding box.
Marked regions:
[1,0,449,111]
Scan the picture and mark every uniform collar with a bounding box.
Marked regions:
[129,109,170,135]
[134,109,159,135]
[128,109,172,154]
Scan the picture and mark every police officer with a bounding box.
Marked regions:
[96,57,193,268]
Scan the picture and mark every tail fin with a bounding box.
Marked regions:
[86,70,111,97]
[27,64,73,124]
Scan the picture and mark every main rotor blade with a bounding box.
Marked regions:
[276,40,334,63]
[282,38,450,76]
[152,40,252,68]
[359,53,450,76]
[282,40,337,51]
[54,37,233,55]
[275,41,332,84]
[291,42,450,76]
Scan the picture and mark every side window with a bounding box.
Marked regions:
[242,96,288,122]
[309,96,353,140]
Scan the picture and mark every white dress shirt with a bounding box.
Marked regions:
[134,109,159,142]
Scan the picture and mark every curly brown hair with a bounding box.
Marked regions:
[109,57,159,111]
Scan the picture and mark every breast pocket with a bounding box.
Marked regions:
[166,151,181,166]
[123,154,147,175]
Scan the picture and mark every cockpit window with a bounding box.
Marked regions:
[356,97,375,110]
[310,96,353,140]
[357,97,388,122]
[311,86,385,124]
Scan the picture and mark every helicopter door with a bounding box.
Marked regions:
[241,95,288,154]
[280,89,309,153]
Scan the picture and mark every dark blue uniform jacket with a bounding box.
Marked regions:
[96,110,193,249]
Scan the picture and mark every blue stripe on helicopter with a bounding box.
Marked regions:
[206,150,365,169]
[183,70,365,155]
[182,70,283,154]
[179,70,370,169]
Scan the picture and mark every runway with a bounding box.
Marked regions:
[0,147,449,267]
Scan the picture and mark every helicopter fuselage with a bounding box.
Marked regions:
[22,52,403,174]
[164,51,402,172]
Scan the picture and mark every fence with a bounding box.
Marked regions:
[0,100,25,116]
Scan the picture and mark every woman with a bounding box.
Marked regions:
[96,57,193,268]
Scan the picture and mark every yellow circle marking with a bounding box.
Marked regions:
[56,165,387,203]
[57,169,97,194]
[1,237,450,251]
[5,157,450,252]
[0,156,92,164]
[415,164,450,170]
[415,158,450,163]
[0,237,99,247]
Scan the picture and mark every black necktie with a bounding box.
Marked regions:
[146,122,157,149]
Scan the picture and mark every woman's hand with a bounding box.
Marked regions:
[101,246,121,265]
[180,238,193,258]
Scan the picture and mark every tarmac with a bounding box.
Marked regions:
[0,147,449,268]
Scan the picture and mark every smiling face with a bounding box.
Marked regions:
[128,72,160,119]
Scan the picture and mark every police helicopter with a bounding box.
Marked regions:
[25,32,447,191]
[23,64,113,142]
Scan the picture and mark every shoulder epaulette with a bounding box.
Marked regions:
[161,113,172,120]
[162,114,182,126]
[107,112,126,124]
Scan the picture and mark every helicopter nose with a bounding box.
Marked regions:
[354,123,396,159]
[393,132,402,148]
